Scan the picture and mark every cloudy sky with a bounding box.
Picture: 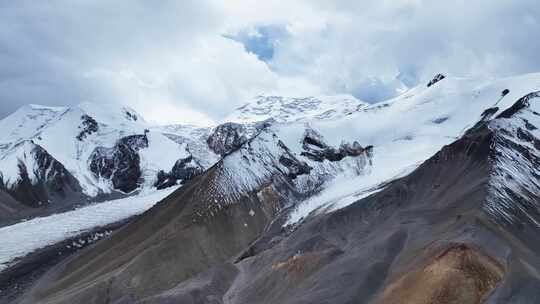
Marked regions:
[1,0,539,125]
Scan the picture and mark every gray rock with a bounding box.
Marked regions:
[427,73,446,87]
[89,134,148,193]
[207,123,249,156]
[76,115,98,141]
[300,128,371,162]
[154,155,204,189]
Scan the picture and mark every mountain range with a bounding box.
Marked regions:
[0,94,366,224]
[2,73,540,303]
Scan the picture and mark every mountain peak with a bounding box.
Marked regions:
[27,104,68,112]
[72,102,146,125]
[224,94,368,124]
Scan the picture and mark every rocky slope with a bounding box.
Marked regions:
[11,73,540,303]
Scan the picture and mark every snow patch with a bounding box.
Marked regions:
[0,187,177,271]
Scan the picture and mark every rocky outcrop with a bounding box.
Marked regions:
[427,73,446,87]
[300,128,372,162]
[277,140,311,179]
[0,141,83,208]
[154,155,204,189]
[76,115,98,141]
[496,91,540,119]
[89,134,148,193]
[124,109,139,121]
[205,120,273,157]
[118,134,149,150]
[206,122,249,156]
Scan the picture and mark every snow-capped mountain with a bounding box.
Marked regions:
[0,73,536,223]
[196,72,540,226]
[285,73,538,221]
[224,95,368,123]
[0,103,217,221]
[0,94,372,222]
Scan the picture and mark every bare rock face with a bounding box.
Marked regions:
[118,134,149,150]
[89,134,148,193]
[427,73,446,87]
[300,128,372,162]
[207,122,249,156]
[340,141,372,158]
[0,141,83,208]
[277,140,311,179]
[154,155,204,189]
[124,109,139,121]
[76,115,98,141]
[496,91,540,119]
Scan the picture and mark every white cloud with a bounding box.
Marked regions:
[263,0,540,101]
[1,1,539,123]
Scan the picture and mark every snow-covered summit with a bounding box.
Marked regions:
[285,73,540,223]
[224,95,368,123]
[0,102,216,210]
[0,102,147,145]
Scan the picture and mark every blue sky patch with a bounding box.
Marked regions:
[224,25,289,62]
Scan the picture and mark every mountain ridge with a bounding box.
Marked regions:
[0,94,371,223]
